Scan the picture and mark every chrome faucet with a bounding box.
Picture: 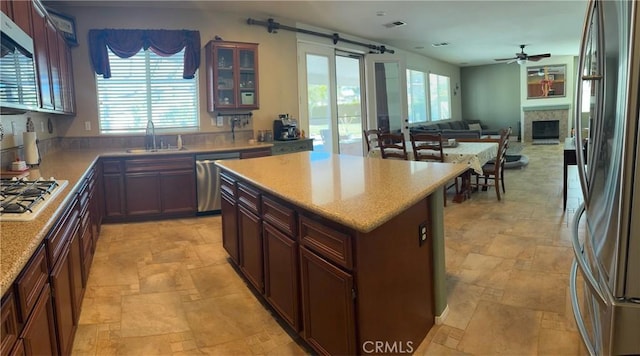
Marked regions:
[145,120,156,150]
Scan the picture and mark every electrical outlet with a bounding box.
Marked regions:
[84,121,91,131]
[216,115,224,127]
[418,222,428,246]
[40,121,45,132]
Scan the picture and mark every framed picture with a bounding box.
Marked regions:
[526,65,566,99]
[47,9,78,46]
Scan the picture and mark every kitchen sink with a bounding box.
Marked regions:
[125,147,188,154]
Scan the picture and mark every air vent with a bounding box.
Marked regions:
[432,42,450,47]
[383,21,407,28]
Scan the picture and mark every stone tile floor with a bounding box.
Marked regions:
[72,142,586,355]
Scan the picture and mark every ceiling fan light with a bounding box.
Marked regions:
[516,59,524,65]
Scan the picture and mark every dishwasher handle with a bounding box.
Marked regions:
[195,152,240,161]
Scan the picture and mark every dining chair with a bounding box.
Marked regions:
[377,132,408,160]
[363,129,380,153]
[474,127,511,200]
[410,132,459,206]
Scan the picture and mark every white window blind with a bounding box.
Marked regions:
[96,49,198,134]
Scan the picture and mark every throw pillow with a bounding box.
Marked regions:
[468,123,482,132]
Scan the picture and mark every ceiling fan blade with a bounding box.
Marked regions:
[494,57,517,61]
[526,53,551,61]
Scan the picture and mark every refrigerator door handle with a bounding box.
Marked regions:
[570,261,598,356]
[571,203,608,306]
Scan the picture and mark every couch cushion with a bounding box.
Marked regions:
[450,121,466,130]
[467,123,482,132]
[437,122,452,130]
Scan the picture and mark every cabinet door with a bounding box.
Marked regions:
[45,20,63,111]
[8,0,32,36]
[68,223,84,320]
[30,4,53,110]
[206,41,259,111]
[125,172,161,215]
[57,33,75,114]
[300,246,356,356]
[221,193,239,264]
[238,205,263,292]
[49,244,76,356]
[263,222,299,331]
[1,292,19,356]
[102,174,125,218]
[240,148,271,159]
[20,284,58,356]
[159,170,196,214]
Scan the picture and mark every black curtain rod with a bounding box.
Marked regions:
[246,18,394,54]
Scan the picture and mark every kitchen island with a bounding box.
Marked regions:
[216,151,467,355]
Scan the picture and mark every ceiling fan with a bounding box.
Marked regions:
[494,44,551,64]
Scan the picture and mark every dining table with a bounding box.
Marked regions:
[368,141,499,202]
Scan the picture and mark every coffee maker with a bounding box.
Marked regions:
[273,114,299,140]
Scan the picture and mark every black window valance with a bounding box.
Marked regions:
[88,29,201,79]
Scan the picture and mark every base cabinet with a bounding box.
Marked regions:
[50,242,77,356]
[300,246,356,355]
[221,193,239,264]
[219,169,436,356]
[19,284,58,356]
[263,222,299,331]
[238,205,263,293]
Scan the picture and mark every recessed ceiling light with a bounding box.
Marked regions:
[376,11,386,17]
[383,21,407,28]
[432,42,450,47]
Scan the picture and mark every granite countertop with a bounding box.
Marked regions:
[216,151,468,233]
[0,141,273,295]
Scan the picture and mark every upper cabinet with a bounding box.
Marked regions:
[2,0,75,115]
[206,41,259,111]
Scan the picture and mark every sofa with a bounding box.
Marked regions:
[409,120,502,140]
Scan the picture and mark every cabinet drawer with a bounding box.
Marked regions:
[125,156,194,173]
[1,292,19,356]
[262,196,296,237]
[237,182,260,214]
[102,159,122,174]
[46,199,79,267]
[14,245,48,323]
[300,216,353,270]
[220,172,236,198]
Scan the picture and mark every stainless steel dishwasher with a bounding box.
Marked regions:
[195,152,240,214]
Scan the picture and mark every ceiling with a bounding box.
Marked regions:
[52,0,590,67]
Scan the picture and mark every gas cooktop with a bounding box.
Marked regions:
[0,177,69,222]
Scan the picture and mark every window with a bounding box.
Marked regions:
[96,49,199,134]
[429,73,451,121]
[406,69,427,123]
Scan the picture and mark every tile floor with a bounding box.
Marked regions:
[72,142,586,355]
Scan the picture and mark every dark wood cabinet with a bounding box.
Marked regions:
[205,41,259,111]
[19,284,57,356]
[221,193,239,264]
[49,239,77,356]
[1,292,19,356]
[44,19,63,111]
[7,1,32,36]
[160,170,197,214]
[263,222,299,331]
[30,2,53,111]
[300,246,356,356]
[125,172,162,216]
[238,204,263,293]
[102,155,196,221]
[102,159,126,219]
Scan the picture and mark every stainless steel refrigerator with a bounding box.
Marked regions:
[571,0,640,355]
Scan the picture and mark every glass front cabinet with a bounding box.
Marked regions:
[206,40,259,111]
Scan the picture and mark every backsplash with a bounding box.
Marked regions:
[1,129,254,171]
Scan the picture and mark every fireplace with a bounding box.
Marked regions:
[532,120,560,140]
[522,106,569,143]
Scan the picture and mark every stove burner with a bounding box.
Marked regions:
[22,188,44,197]
[2,203,26,213]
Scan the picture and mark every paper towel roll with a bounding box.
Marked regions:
[23,132,39,165]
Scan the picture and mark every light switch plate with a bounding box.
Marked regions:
[216,116,224,127]
[85,121,91,131]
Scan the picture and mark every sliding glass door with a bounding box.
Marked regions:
[298,43,365,155]
[365,54,408,141]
